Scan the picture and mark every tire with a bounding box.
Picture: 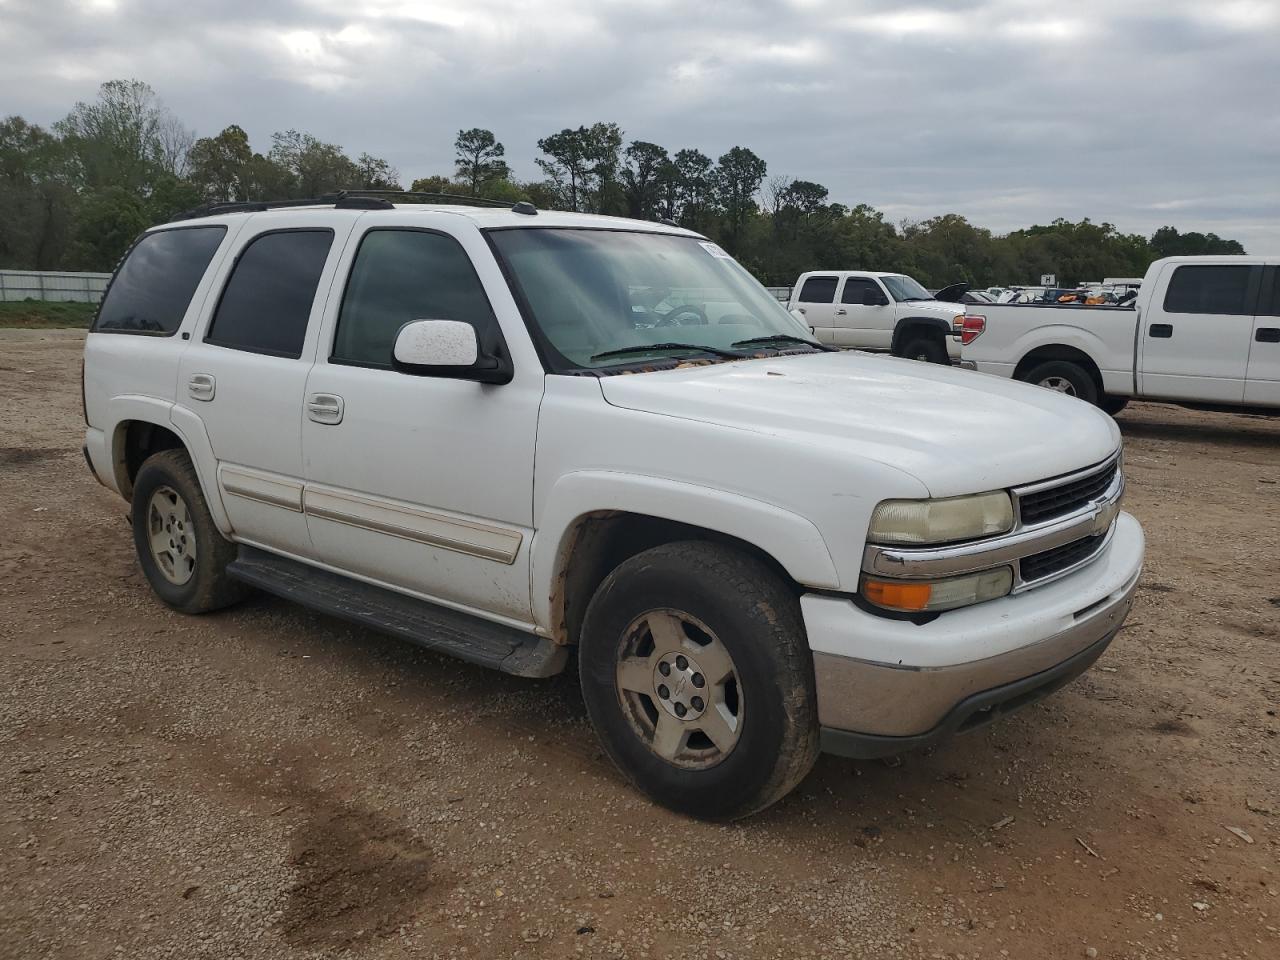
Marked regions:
[1100,395,1129,416]
[900,335,949,364]
[578,541,819,820]
[1021,360,1099,406]
[131,449,249,614]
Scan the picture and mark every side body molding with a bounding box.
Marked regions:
[530,470,841,633]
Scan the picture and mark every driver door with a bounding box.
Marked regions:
[301,222,542,625]
[836,277,894,350]
[793,275,839,344]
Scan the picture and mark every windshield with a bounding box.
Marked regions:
[881,274,933,302]
[487,228,816,371]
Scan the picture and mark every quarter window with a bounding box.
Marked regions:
[1162,265,1253,316]
[205,230,333,358]
[332,230,498,368]
[797,276,837,304]
[94,226,226,334]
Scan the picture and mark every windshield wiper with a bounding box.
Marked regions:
[731,333,834,352]
[590,342,745,362]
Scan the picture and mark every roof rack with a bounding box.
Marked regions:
[341,189,517,209]
[171,189,536,222]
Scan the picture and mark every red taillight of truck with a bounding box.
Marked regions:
[959,314,986,345]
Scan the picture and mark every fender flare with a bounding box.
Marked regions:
[104,395,233,536]
[530,470,842,632]
[891,315,952,354]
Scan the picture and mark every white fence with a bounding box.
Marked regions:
[0,270,112,304]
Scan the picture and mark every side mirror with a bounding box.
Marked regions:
[862,288,887,306]
[392,319,512,384]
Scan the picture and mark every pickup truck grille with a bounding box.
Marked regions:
[1018,460,1118,526]
[1020,534,1106,583]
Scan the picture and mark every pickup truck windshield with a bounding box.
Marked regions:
[881,275,933,302]
[488,228,815,371]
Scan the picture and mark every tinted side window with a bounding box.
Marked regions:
[1162,265,1253,316]
[205,230,333,358]
[332,230,498,368]
[94,227,226,334]
[1259,266,1280,318]
[798,276,837,304]
[841,278,878,304]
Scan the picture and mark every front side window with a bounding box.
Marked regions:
[797,276,837,304]
[1163,265,1253,316]
[94,226,226,334]
[881,274,932,302]
[841,278,879,304]
[333,230,499,368]
[205,230,333,358]
[488,228,815,372]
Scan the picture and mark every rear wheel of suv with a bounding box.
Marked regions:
[901,335,949,364]
[578,541,819,820]
[131,449,249,614]
[1022,360,1099,406]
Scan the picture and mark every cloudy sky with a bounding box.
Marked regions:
[3,0,1278,250]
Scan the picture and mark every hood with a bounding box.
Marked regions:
[599,352,1120,498]
[933,282,970,303]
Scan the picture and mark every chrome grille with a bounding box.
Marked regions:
[1020,533,1107,582]
[1018,459,1119,526]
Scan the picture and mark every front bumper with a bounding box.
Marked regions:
[805,511,1143,757]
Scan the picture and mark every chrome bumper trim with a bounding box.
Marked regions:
[814,565,1139,738]
[863,458,1124,588]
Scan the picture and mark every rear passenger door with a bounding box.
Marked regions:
[837,277,894,350]
[1245,266,1280,406]
[1138,263,1258,403]
[793,275,839,344]
[300,223,541,625]
[176,217,354,557]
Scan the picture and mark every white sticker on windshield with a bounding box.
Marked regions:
[699,241,734,259]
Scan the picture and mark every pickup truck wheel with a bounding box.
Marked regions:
[901,335,949,364]
[578,541,819,820]
[131,449,249,614]
[1022,360,1099,406]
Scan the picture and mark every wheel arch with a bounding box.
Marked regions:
[1014,344,1104,395]
[533,473,841,646]
[891,316,951,355]
[105,398,231,534]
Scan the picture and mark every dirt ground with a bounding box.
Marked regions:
[2,330,1276,960]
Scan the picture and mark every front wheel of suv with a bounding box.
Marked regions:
[578,541,820,820]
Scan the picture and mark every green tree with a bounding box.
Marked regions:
[714,146,766,253]
[620,140,668,220]
[187,124,254,201]
[454,128,509,196]
[0,116,79,269]
[55,79,183,192]
[268,129,359,197]
[536,122,622,213]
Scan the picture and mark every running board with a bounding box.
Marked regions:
[227,546,567,678]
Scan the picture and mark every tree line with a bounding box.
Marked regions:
[1,79,1246,287]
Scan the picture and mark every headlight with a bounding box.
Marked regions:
[868,491,1014,545]
[863,567,1014,613]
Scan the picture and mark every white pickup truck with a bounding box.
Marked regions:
[960,256,1280,413]
[787,270,970,363]
[82,196,1144,819]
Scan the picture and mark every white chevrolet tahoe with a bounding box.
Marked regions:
[82,196,1144,819]
[787,270,971,363]
[960,256,1280,413]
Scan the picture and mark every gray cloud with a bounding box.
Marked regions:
[2,0,1277,250]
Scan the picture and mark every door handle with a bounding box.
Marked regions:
[835,308,847,316]
[188,374,215,401]
[306,393,344,425]
[797,307,806,315]
[1148,323,1173,339]
[1257,327,1280,343]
